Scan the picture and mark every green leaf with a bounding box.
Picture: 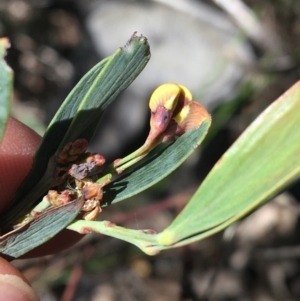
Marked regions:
[103,119,211,205]
[0,197,84,259]
[0,38,13,143]
[157,80,300,247]
[67,81,300,256]
[67,219,161,256]
[1,34,150,228]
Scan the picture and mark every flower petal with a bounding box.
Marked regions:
[173,85,193,117]
[178,85,193,103]
[149,83,181,112]
[174,101,211,134]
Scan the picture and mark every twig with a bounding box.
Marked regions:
[60,264,83,301]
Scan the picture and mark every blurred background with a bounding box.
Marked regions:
[1,0,300,300]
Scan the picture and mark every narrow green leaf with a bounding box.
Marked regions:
[0,198,84,259]
[60,35,150,146]
[67,220,160,256]
[1,34,150,227]
[103,119,211,205]
[0,38,13,143]
[157,81,300,247]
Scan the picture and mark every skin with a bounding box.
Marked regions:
[0,117,84,300]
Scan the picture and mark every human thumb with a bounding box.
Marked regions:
[0,257,39,301]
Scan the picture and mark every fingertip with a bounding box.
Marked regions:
[0,257,39,301]
[0,117,41,211]
[0,117,41,157]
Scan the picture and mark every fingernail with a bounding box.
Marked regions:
[0,274,39,301]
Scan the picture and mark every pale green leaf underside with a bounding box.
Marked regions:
[157,80,300,247]
[0,198,83,259]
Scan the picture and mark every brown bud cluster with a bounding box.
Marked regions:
[68,153,106,180]
[55,138,106,182]
[46,189,76,207]
[76,177,111,221]
[51,139,110,221]
[56,138,89,165]
[86,153,105,167]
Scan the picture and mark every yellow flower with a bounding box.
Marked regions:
[113,83,210,173]
[146,83,210,147]
[146,83,181,144]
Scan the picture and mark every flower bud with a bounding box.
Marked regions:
[86,153,106,167]
[56,138,89,164]
[46,189,74,207]
[69,138,89,156]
